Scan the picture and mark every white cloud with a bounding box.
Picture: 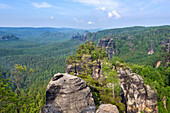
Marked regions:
[88,21,93,25]
[32,2,52,8]
[73,0,119,10]
[112,10,121,19]
[108,10,121,19]
[108,12,113,18]
[74,0,121,19]
[99,6,106,11]
[50,16,55,20]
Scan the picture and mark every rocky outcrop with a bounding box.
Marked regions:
[66,55,103,79]
[147,49,154,55]
[162,96,167,109]
[0,34,19,41]
[97,38,115,58]
[41,73,95,113]
[96,104,119,113]
[156,61,161,68]
[72,32,96,43]
[117,66,158,113]
[148,40,154,55]
[65,56,158,113]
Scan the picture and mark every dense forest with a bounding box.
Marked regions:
[0,26,169,112]
[66,41,169,113]
[73,25,170,66]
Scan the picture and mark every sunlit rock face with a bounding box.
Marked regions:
[97,37,115,58]
[40,73,95,113]
[117,67,158,113]
[65,51,158,113]
[65,54,103,79]
[96,104,119,113]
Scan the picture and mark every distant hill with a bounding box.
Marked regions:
[72,25,170,66]
[0,27,94,37]
[0,34,19,41]
[0,27,96,42]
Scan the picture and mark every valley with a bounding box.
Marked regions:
[0,26,169,113]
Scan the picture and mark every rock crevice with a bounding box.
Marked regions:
[41,73,95,113]
[117,67,158,113]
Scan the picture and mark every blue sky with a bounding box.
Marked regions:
[0,0,170,29]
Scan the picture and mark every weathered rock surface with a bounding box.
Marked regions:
[65,55,158,113]
[147,40,155,55]
[41,73,95,113]
[72,32,96,43]
[96,104,119,113]
[117,67,158,113]
[97,37,114,58]
[65,54,103,79]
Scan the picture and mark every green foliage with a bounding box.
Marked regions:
[0,38,81,112]
[0,74,17,113]
[0,26,170,112]
[109,57,125,66]
[70,42,125,112]
[89,26,170,66]
[102,58,120,93]
[74,41,107,61]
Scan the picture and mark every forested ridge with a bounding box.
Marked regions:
[74,25,170,66]
[0,26,169,112]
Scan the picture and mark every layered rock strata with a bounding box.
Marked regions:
[65,55,103,79]
[41,73,95,113]
[66,60,158,113]
[97,37,114,58]
[117,67,158,113]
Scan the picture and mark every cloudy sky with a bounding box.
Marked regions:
[0,0,170,29]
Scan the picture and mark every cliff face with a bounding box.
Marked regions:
[72,32,96,43]
[97,38,115,58]
[66,59,158,113]
[41,73,95,113]
[65,54,103,79]
[157,39,170,67]
[116,66,158,113]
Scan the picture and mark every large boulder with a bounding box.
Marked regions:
[41,73,95,113]
[96,104,119,113]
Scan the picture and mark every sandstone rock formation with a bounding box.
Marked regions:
[72,32,96,43]
[65,54,103,79]
[96,104,119,113]
[162,96,167,109]
[117,66,158,113]
[147,49,154,55]
[65,60,158,113]
[147,40,154,55]
[156,61,161,68]
[97,37,114,58]
[41,73,95,113]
